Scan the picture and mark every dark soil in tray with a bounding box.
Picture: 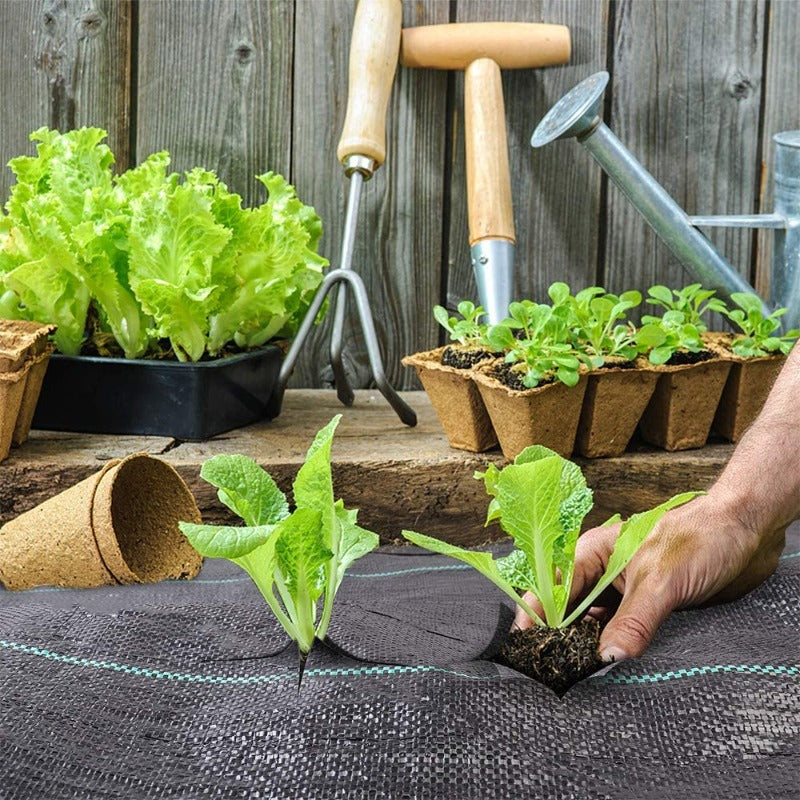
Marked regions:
[496,619,603,695]
[665,349,715,367]
[491,362,555,392]
[440,346,496,370]
[596,358,636,370]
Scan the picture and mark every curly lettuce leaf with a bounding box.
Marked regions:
[127,181,232,361]
[0,127,327,361]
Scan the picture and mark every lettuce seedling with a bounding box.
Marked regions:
[723,292,799,357]
[636,310,705,365]
[179,415,379,680]
[404,446,698,628]
[485,300,583,388]
[433,300,489,348]
[645,283,727,331]
[556,283,642,367]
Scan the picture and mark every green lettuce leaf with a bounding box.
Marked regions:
[402,530,545,626]
[178,522,278,559]
[560,491,700,627]
[199,454,289,527]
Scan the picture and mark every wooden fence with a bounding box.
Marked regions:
[0,0,797,389]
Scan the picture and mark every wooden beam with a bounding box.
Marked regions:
[0,390,733,546]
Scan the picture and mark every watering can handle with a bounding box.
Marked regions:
[337,0,402,170]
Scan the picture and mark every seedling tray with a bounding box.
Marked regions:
[32,345,282,440]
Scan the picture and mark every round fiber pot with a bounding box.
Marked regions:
[575,358,659,458]
[638,354,732,451]
[703,332,786,443]
[403,346,497,452]
[0,454,202,590]
[0,460,121,590]
[472,361,587,460]
[91,453,203,584]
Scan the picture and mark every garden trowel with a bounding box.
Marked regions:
[401,22,571,323]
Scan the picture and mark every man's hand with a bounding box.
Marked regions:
[514,493,786,662]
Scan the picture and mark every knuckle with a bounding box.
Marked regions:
[611,614,655,648]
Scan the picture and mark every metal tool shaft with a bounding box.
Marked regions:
[581,122,764,310]
[329,170,367,406]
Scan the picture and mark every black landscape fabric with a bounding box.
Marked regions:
[0,527,798,800]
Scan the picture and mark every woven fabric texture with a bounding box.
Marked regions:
[1,530,798,800]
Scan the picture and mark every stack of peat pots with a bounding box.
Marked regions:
[405,287,796,460]
[0,319,56,462]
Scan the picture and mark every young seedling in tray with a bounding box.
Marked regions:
[551,282,642,368]
[179,415,379,684]
[433,300,494,369]
[722,292,799,358]
[404,446,698,693]
[485,300,583,389]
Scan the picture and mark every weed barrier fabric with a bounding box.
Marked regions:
[1,530,798,799]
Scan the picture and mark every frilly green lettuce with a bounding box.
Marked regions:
[0,127,327,360]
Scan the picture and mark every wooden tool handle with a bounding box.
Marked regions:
[401,22,570,70]
[336,0,402,168]
[465,58,515,245]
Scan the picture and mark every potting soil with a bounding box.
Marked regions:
[0,528,798,799]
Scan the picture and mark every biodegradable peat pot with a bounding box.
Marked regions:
[0,454,202,590]
[575,358,659,458]
[32,344,283,439]
[472,361,588,460]
[638,353,732,451]
[402,346,497,452]
[0,367,29,462]
[0,319,57,455]
[703,333,786,442]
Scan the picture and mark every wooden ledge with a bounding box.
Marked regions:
[0,390,734,546]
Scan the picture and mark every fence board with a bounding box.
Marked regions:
[0,0,132,198]
[447,0,609,311]
[605,0,765,322]
[755,0,800,302]
[136,0,293,207]
[290,0,449,389]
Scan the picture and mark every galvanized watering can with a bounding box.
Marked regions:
[531,71,800,329]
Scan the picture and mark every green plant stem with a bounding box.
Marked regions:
[239,558,296,641]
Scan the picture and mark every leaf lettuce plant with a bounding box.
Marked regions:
[404,446,698,628]
[0,127,327,360]
[179,415,379,670]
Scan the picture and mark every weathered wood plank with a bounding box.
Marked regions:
[136,0,293,207]
[447,0,609,309]
[0,0,133,198]
[3,390,733,545]
[755,0,800,300]
[289,0,449,390]
[605,0,765,323]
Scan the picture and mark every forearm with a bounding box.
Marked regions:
[709,342,800,534]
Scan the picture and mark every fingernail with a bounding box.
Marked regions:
[599,646,628,664]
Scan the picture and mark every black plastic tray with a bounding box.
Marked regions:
[32,345,283,440]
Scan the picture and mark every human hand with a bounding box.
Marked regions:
[514,493,786,662]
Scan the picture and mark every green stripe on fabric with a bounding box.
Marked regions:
[779,551,800,560]
[597,663,799,685]
[0,639,495,685]
[23,564,475,592]
[0,638,796,688]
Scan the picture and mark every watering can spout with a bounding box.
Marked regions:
[532,72,772,318]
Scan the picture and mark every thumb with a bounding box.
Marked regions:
[598,576,673,663]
